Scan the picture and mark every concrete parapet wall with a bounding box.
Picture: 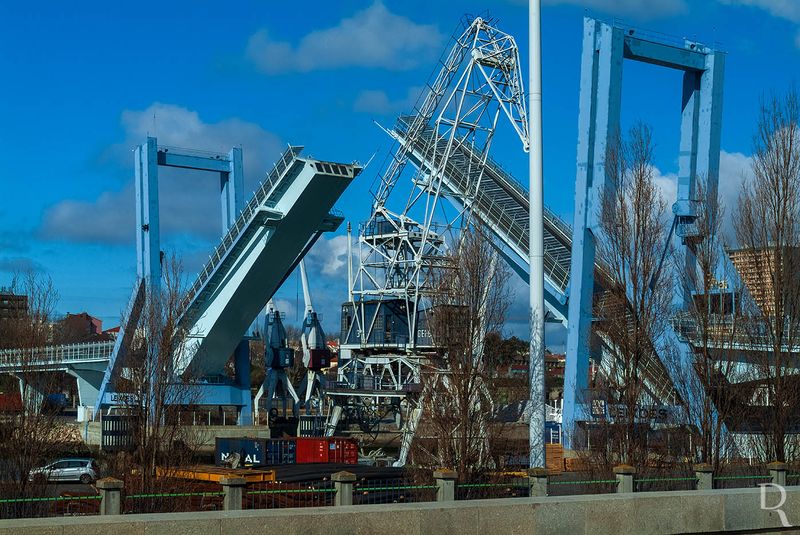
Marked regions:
[0,486,797,534]
[78,423,269,452]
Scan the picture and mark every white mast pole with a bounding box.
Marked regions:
[529,0,546,468]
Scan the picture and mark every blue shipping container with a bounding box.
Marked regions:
[215,437,268,468]
[265,439,297,465]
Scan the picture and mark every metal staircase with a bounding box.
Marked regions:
[180,146,304,328]
[393,115,572,296]
[174,148,361,377]
[391,115,677,405]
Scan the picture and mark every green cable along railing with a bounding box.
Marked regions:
[245,482,336,509]
[634,476,698,492]
[0,494,102,519]
[712,474,773,489]
[122,490,225,515]
[354,479,437,505]
[458,482,527,488]
[713,475,772,481]
[125,492,224,499]
[634,477,698,484]
[247,488,336,495]
[549,479,619,486]
[0,495,101,504]
[355,484,437,492]
[456,479,531,500]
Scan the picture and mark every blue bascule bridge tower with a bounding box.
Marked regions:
[94,138,361,424]
[562,19,725,442]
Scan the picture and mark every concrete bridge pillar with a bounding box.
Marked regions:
[332,471,356,506]
[614,465,635,493]
[234,340,253,426]
[15,374,46,413]
[97,478,123,515]
[67,363,106,411]
[434,469,457,502]
[694,463,714,491]
[769,461,788,487]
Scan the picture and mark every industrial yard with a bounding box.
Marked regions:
[2,1,800,533]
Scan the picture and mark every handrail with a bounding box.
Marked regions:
[0,340,115,365]
[396,118,571,291]
[182,145,303,311]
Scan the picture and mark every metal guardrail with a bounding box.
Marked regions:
[245,482,336,510]
[671,313,800,351]
[395,116,572,292]
[2,468,794,519]
[182,145,303,310]
[0,340,115,367]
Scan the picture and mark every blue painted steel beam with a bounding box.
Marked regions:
[564,18,623,442]
[156,152,231,172]
[118,138,250,417]
[222,147,244,233]
[234,340,252,425]
[623,38,706,71]
[135,138,161,292]
[563,18,725,447]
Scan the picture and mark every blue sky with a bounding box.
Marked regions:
[0,0,797,349]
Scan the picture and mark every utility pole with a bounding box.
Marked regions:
[529,0,546,468]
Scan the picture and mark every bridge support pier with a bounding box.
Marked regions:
[564,18,725,446]
[67,363,105,412]
[234,340,253,426]
[15,374,46,413]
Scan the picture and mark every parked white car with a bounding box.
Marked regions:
[29,458,97,484]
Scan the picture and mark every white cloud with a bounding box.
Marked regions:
[40,103,283,244]
[652,166,679,208]
[353,86,425,115]
[246,2,442,74]
[308,234,350,276]
[720,0,800,47]
[271,298,297,321]
[718,150,753,239]
[650,150,754,241]
[541,0,687,20]
[720,0,800,21]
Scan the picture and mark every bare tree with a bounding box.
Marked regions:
[587,124,675,468]
[413,226,510,479]
[732,88,800,463]
[0,270,82,516]
[110,254,201,496]
[667,180,744,471]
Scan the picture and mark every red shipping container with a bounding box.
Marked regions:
[295,437,328,463]
[326,438,358,464]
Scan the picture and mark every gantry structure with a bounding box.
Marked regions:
[91,140,359,422]
[332,15,728,457]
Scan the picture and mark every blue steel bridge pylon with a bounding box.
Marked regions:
[95,139,360,424]
[562,18,725,445]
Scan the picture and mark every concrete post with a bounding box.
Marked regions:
[96,477,123,515]
[434,469,457,502]
[332,471,356,506]
[527,467,548,497]
[613,465,635,493]
[220,476,246,511]
[769,461,788,487]
[694,463,714,491]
